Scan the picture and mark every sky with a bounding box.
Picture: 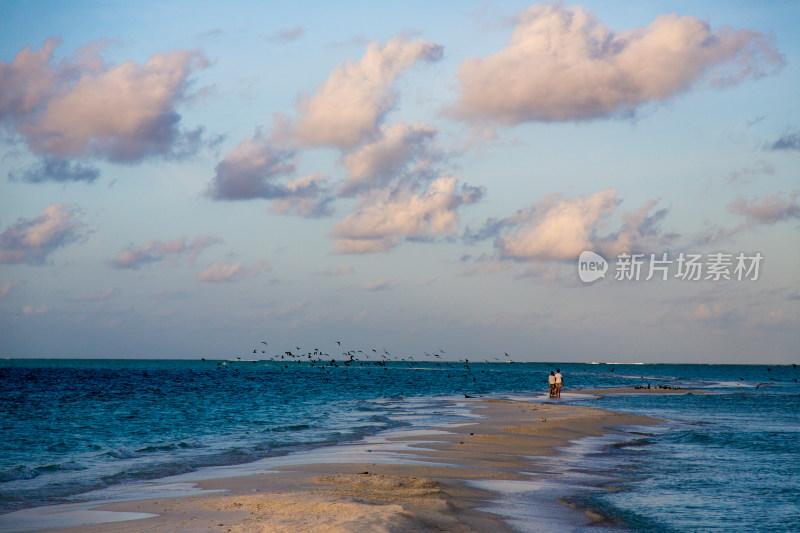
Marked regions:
[1,0,798,363]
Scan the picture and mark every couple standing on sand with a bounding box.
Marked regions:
[548,369,563,398]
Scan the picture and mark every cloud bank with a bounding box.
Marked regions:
[453,3,785,124]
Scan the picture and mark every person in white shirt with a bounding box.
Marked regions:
[555,369,563,398]
[548,371,556,397]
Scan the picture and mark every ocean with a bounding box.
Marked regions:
[0,359,798,532]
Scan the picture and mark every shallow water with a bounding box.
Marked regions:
[1,359,798,531]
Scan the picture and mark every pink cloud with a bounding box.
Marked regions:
[197,261,260,283]
[0,39,210,171]
[206,134,296,200]
[269,173,333,217]
[452,3,784,124]
[729,191,800,225]
[341,122,440,196]
[109,236,220,269]
[0,204,86,264]
[281,36,443,148]
[492,190,675,262]
[497,190,619,261]
[206,134,332,216]
[330,176,484,253]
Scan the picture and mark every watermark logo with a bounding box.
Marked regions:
[577,251,762,283]
[578,250,608,283]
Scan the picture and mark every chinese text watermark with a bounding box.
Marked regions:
[578,251,762,283]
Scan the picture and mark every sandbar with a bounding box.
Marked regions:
[26,400,665,533]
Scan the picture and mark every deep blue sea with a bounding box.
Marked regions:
[0,359,798,532]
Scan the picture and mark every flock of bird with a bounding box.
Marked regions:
[198,340,518,380]
[200,343,798,384]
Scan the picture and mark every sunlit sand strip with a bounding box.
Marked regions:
[30,400,664,533]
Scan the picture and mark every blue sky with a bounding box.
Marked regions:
[1,1,798,362]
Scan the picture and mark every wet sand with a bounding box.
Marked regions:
[30,400,664,533]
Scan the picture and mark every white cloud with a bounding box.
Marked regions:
[0,38,62,119]
[341,122,439,195]
[598,198,676,257]
[284,36,443,148]
[207,134,332,216]
[330,176,484,253]
[495,190,674,262]
[206,134,296,200]
[1,39,210,165]
[0,204,86,264]
[270,173,333,217]
[453,3,784,124]
[498,190,619,261]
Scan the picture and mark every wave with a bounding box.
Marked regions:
[265,424,312,433]
[100,461,196,485]
[0,465,39,483]
[607,438,655,450]
[136,441,207,453]
[45,442,71,453]
[1,461,87,484]
[106,446,137,459]
[665,430,716,445]
[36,460,87,472]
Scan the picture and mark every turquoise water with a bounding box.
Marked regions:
[0,359,798,531]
